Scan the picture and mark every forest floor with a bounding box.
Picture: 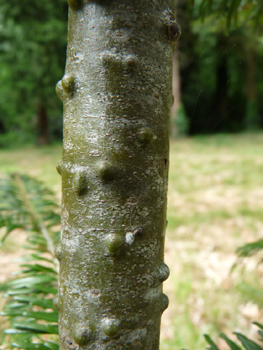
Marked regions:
[1,133,263,350]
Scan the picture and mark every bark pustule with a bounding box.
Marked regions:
[55,1,179,349]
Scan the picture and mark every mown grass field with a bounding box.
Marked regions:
[1,133,263,349]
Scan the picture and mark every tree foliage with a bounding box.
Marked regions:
[194,0,263,27]
[0,0,68,144]
[205,328,263,350]
[0,0,262,140]
[176,0,263,134]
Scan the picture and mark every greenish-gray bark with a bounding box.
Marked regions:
[54,1,180,349]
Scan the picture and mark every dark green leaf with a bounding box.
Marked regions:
[19,264,57,274]
[237,240,263,257]
[220,333,242,350]
[22,311,58,323]
[14,296,55,309]
[204,334,220,350]
[253,322,263,331]
[8,274,56,287]
[234,332,263,350]
[13,322,58,334]
[30,284,58,295]
[30,254,56,264]
[258,330,263,342]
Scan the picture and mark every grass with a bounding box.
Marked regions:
[162,133,263,349]
[0,144,63,195]
[1,133,263,349]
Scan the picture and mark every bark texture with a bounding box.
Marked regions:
[55,1,179,349]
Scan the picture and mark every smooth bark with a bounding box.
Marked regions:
[54,1,179,349]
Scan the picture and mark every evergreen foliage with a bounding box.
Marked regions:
[174,0,263,135]
[204,327,263,350]
[0,174,60,349]
[194,0,263,27]
[203,233,263,349]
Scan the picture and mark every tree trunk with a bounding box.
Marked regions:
[54,1,179,349]
[170,46,182,138]
[208,35,228,133]
[245,44,259,130]
[37,103,50,145]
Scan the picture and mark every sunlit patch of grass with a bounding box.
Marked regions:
[167,209,235,232]
[163,133,263,349]
[0,144,62,194]
[161,266,209,349]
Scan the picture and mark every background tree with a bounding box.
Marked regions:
[196,0,263,132]
[170,0,191,138]
[1,0,262,143]
[0,0,68,145]
[171,0,263,135]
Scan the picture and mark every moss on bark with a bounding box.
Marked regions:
[55,1,180,349]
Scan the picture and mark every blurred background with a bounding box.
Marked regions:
[0,0,262,145]
[1,1,263,350]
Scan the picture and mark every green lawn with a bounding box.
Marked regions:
[164,134,263,349]
[1,134,263,349]
[0,144,63,195]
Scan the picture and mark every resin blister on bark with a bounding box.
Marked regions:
[56,81,64,101]
[62,74,76,96]
[74,325,92,345]
[73,169,89,196]
[137,128,155,148]
[104,233,124,256]
[98,161,118,183]
[101,318,121,338]
[163,10,181,43]
[161,293,169,313]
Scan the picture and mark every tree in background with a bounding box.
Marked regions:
[1,0,262,143]
[244,26,261,131]
[170,0,191,138]
[172,0,263,136]
[0,0,68,145]
[199,0,263,132]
